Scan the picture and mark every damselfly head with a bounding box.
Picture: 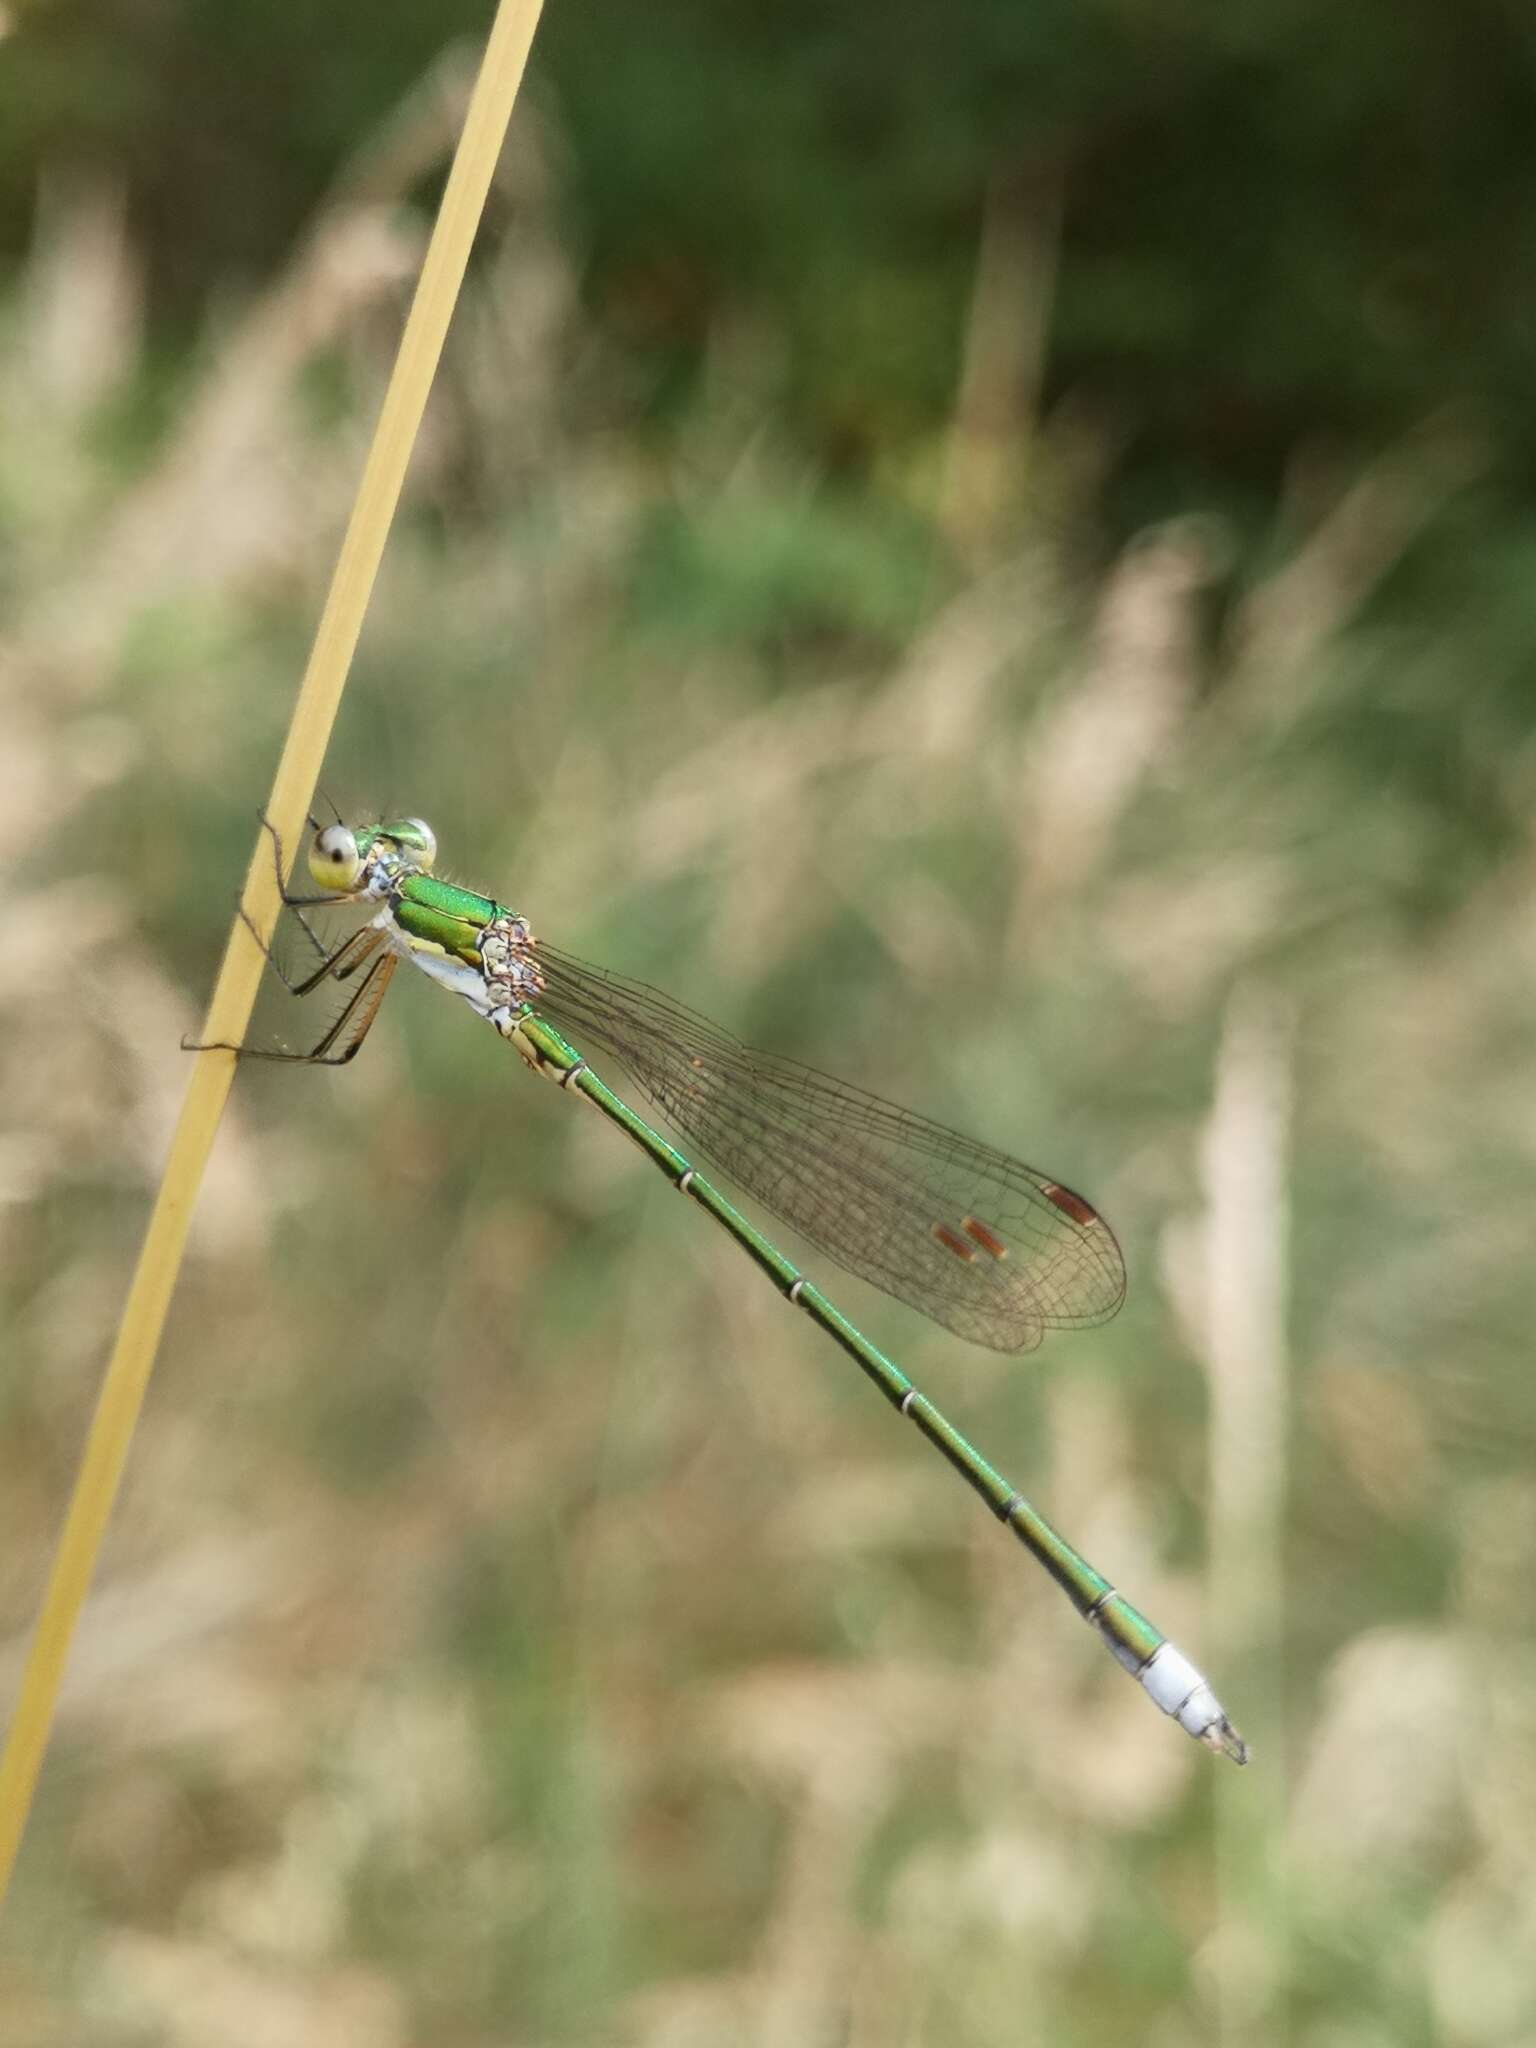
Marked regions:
[309,816,438,894]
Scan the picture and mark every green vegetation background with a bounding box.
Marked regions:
[3,4,1535,2042]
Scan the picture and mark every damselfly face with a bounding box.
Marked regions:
[307,816,438,897]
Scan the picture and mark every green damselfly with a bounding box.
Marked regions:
[196,814,1248,1764]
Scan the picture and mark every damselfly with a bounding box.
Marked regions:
[194,814,1247,1763]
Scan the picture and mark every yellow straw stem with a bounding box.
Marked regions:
[0,0,546,1905]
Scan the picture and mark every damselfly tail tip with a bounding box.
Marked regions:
[1125,1636,1248,1764]
[1200,1714,1251,1766]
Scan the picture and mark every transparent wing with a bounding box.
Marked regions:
[529,945,1126,1353]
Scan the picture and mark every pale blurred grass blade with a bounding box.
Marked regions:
[938,159,1062,561]
[1231,407,1489,719]
[1202,984,1293,2039]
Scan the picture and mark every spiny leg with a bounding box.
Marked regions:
[288,950,397,1064]
[186,950,397,1065]
[234,808,387,995]
[252,809,350,964]
[238,913,385,1000]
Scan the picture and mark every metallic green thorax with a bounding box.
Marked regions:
[392,874,500,962]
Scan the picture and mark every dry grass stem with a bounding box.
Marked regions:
[0,0,547,1905]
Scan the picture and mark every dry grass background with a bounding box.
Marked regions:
[3,69,1536,2048]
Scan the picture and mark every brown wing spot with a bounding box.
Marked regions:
[961,1216,1009,1259]
[932,1222,977,1262]
[1040,1181,1099,1228]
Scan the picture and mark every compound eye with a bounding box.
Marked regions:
[309,824,362,891]
[399,818,437,869]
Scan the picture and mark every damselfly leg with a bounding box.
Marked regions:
[183,815,396,1064]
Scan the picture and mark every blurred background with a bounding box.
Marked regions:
[3,3,1536,2042]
